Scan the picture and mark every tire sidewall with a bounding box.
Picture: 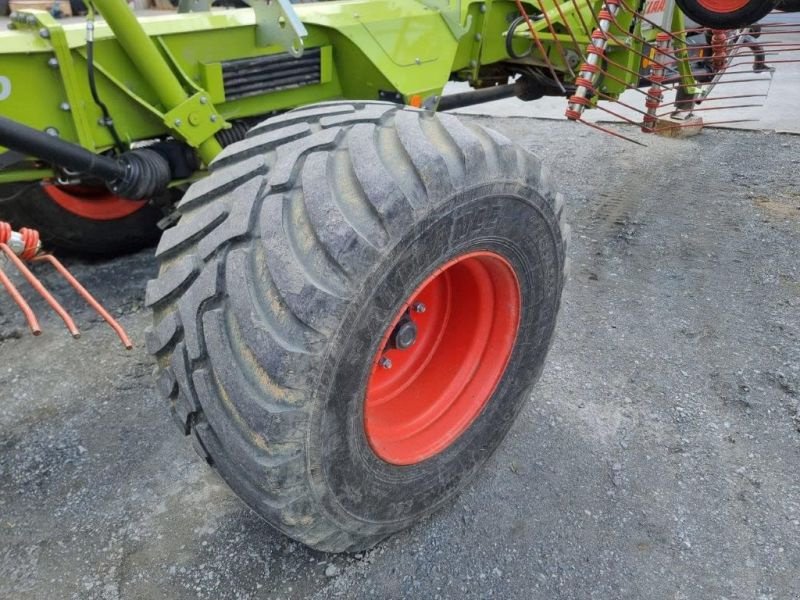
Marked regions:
[307,181,564,537]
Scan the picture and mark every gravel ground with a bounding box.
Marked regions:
[1,117,799,600]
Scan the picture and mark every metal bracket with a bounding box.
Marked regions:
[418,0,472,40]
[8,11,97,151]
[243,0,308,58]
[162,92,226,148]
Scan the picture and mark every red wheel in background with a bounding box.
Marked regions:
[675,0,774,27]
[696,0,751,12]
[42,184,147,221]
[0,181,170,256]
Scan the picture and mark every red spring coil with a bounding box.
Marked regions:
[0,221,10,245]
[568,95,591,107]
[19,227,40,260]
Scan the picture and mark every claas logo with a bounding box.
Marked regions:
[644,0,667,14]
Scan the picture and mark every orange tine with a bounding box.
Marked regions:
[0,263,41,335]
[657,104,765,117]
[0,243,80,338]
[576,118,648,146]
[661,92,768,105]
[513,0,567,92]
[532,0,577,77]
[34,254,133,350]
[653,118,758,132]
[552,0,585,57]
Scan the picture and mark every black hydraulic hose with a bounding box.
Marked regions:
[0,116,124,182]
[506,15,534,59]
[86,19,125,154]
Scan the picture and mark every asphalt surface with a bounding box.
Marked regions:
[1,114,799,599]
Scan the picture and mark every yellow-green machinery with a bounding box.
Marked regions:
[0,0,784,551]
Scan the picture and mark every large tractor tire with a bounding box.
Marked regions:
[146,102,568,552]
[675,0,774,28]
[0,182,167,256]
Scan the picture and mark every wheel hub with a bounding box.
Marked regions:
[43,184,147,221]
[389,315,418,351]
[364,251,521,466]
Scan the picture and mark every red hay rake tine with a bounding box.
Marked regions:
[661,92,768,105]
[576,118,647,145]
[651,118,759,132]
[32,254,133,350]
[552,0,585,57]
[510,0,799,140]
[568,0,594,39]
[0,220,132,349]
[532,0,577,78]
[657,103,764,117]
[0,242,81,338]
[0,264,41,335]
[513,0,566,92]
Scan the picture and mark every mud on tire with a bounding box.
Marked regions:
[145,102,568,552]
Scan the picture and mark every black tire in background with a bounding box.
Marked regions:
[774,0,800,10]
[0,182,169,256]
[675,0,775,28]
[146,102,568,552]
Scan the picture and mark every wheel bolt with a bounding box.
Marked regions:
[380,357,392,369]
[413,303,426,313]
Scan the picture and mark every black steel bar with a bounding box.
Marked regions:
[437,84,519,111]
[0,116,124,182]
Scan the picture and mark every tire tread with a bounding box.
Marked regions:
[147,102,568,552]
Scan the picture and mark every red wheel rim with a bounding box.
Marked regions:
[696,0,749,13]
[364,251,521,465]
[43,184,148,221]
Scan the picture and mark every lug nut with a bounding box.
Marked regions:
[413,303,426,313]
[380,357,392,369]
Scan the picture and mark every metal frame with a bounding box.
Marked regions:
[0,0,700,184]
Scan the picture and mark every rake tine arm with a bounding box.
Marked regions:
[0,243,81,338]
[34,254,133,350]
[0,263,41,335]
